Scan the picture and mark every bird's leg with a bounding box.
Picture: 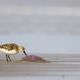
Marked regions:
[6,54,8,62]
[8,55,12,61]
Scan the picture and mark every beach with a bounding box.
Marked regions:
[0,54,80,77]
[0,0,80,79]
[0,34,80,79]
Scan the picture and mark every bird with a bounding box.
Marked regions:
[0,43,27,62]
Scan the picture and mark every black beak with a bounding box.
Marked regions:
[23,51,27,56]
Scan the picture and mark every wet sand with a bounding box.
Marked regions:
[0,54,80,76]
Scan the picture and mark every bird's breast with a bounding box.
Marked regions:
[0,48,17,54]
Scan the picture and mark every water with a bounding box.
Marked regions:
[0,34,80,54]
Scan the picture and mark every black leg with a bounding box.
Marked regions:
[6,54,8,62]
[8,55,12,61]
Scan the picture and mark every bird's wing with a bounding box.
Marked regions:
[0,43,18,51]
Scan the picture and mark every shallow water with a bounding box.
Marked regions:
[0,34,80,54]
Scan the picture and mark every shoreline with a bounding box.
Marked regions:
[0,54,80,76]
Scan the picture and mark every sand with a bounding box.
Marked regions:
[0,54,80,77]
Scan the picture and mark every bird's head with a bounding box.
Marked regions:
[19,46,27,56]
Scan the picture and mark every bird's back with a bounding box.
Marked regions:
[0,43,19,52]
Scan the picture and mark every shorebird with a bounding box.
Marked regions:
[0,43,27,62]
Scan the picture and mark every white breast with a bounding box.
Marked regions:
[0,48,16,55]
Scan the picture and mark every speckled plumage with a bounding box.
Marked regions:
[0,43,27,62]
[0,43,19,52]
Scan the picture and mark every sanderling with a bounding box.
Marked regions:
[0,43,27,62]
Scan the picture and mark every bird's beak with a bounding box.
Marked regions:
[23,51,27,56]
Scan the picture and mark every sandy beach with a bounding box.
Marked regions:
[0,54,80,77]
[0,0,80,79]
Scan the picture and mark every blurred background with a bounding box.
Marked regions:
[0,0,80,54]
